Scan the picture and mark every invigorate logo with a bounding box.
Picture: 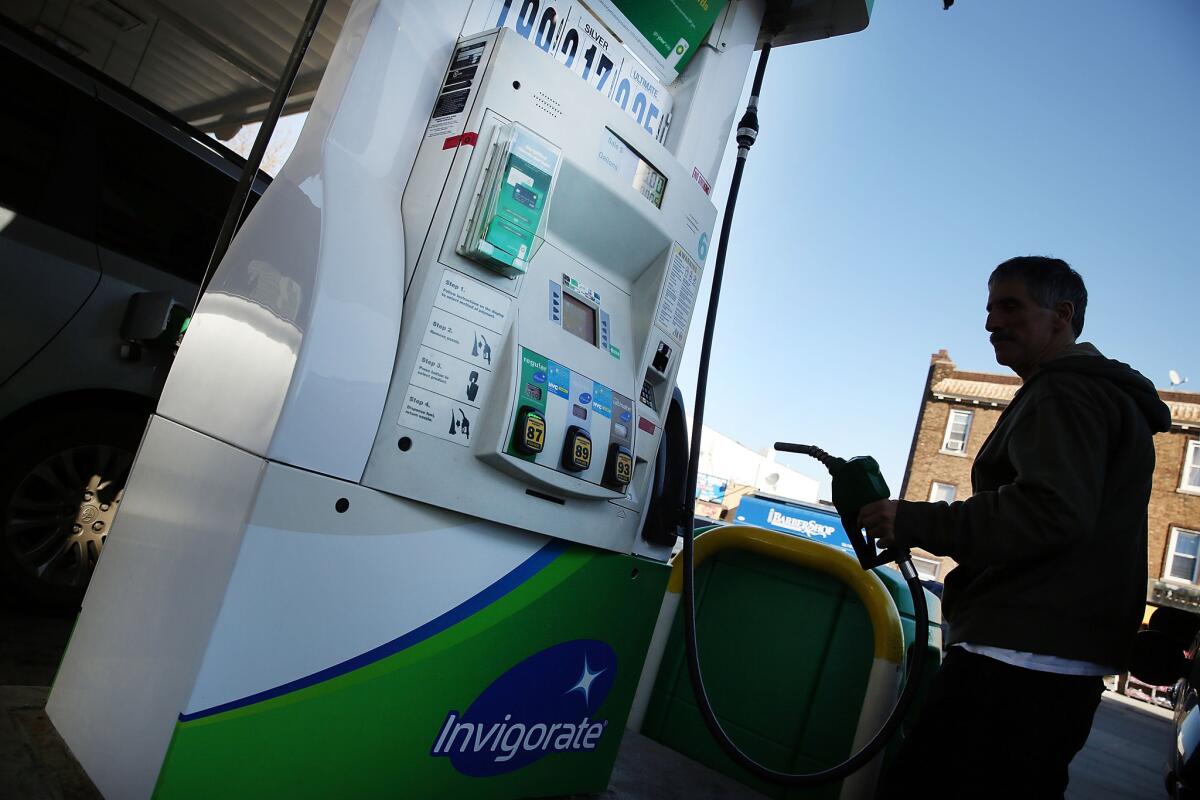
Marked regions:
[430,639,617,776]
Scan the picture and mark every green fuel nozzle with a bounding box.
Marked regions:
[774,442,907,570]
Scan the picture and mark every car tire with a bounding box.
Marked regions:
[0,407,146,612]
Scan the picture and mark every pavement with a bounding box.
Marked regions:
[1068,690,1173,799]
[1,685,100,800]
[0,600,1175,799]
[0,603,99,799]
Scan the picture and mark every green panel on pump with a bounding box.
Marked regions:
[152,544,670,800]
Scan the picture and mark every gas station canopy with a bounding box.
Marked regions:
[2,0,352,137]
[3,0,865,138]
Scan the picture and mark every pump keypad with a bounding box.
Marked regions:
[562,426,592,472]
[514,407,546,455]
[604,443,633,488]
[640,379,656,410]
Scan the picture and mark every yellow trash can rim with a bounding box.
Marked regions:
[668,524,905,665]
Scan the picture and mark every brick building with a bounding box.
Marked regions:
[900,349,1200,622]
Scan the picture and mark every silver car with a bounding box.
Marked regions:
[0,17,268,609]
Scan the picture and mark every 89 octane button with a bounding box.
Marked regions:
[561,426,592,472]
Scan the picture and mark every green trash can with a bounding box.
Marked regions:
[633,526,941,799]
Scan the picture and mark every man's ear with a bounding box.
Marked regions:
[1054,300,1075,333]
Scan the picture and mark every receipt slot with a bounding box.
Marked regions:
[44,1,870,798]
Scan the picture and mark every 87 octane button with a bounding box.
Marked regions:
[514,407,546,455]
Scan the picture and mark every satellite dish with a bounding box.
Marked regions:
[764,472,780,487]
[1169,370,1189,388]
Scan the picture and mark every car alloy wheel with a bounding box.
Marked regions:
[4,444,132,588]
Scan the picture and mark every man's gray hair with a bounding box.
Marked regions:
[989,256,1087,337]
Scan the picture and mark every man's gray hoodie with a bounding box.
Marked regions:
[894,343,1172,668]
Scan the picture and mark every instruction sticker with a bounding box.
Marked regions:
[654,242,703,347]
[404,275,504,444]
[398,387,478,447]
[426,41,486,140]
[410,346,489,409]
[435,268,511,334]
[422,306,499,371]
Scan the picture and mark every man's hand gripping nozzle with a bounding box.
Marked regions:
[774,442,911,573]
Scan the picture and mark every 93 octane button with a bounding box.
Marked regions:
[605,443,633,488]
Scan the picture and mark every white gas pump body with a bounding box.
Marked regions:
[359,27,717,555]
[45,1,786,798]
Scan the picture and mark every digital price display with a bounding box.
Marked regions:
[602,129,667,208]
[632,159,666,208]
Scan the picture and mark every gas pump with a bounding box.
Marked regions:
[46,1,877,798]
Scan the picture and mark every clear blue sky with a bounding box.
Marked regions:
[676,0,1199,500]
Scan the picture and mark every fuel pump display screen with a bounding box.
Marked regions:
[561,292,597,346]
[632,159,666,208]
[602,129,667,208]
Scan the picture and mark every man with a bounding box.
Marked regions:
[862,256,1171,796]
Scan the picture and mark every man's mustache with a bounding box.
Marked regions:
[990,333,1014,345]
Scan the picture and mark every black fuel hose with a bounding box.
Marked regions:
[679,41,931,786]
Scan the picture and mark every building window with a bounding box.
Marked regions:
[1182,440,1200,494]
[912,555,942,581]
[929,482,957,503]
[1165,528,1200,584]
[940,409,973,455]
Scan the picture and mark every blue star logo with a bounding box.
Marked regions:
[565,654,606,706]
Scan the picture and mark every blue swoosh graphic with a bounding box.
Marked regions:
[180,538,569,722]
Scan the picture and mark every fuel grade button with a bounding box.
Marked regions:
[561,426,592,472]
[604,443,633,488]
[514,406,546,455]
